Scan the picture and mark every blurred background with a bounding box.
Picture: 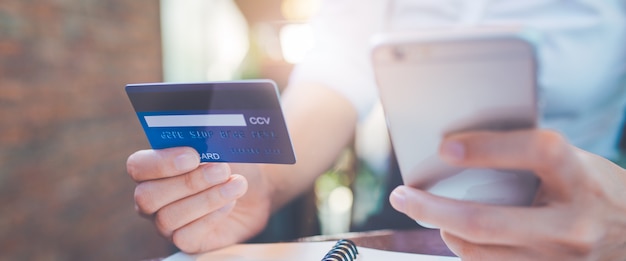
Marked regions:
[0,0,386,260]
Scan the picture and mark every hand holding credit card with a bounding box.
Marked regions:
[125,80,296,164]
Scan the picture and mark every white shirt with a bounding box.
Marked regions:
[290,0,626,159]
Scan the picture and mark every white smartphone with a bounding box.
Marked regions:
[371,29,540,223]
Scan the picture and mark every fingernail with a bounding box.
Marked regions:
[174,153,198,172]
[220,176,246,200]
[203,164,229,184]
[442,141,465,162]
[390,187,407,212]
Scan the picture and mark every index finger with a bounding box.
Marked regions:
[127,147,200,182]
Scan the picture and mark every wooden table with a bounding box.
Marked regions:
[146,229,456,260]
[297,229,456,257]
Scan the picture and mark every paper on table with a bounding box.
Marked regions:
[163,241,460,261]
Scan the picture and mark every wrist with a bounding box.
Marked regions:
[258,164,281,213]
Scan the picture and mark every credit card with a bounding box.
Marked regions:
[125,80,296,164]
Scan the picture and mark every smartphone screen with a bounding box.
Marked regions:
[373,35,539,207]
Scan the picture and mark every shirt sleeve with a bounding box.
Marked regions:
[287,0,388,120]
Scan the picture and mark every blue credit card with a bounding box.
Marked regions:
[125,80,296,164]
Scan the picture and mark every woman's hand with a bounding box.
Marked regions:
[127,147,273,253]
[390,129,626,261]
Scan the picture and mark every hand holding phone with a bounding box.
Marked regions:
[371,29,540,226]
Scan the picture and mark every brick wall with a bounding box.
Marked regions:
[0,1,173,260]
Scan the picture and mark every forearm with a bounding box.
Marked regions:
[262,83,358,212]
